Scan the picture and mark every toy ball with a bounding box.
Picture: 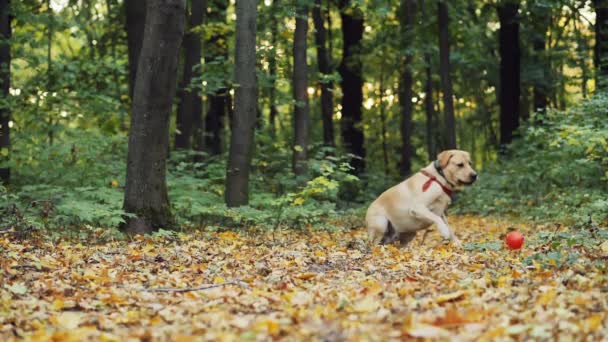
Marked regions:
[505,231,524,250]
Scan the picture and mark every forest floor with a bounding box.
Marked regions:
[1,216,607,341]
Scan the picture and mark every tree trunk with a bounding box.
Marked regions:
[424,53,435,162]
[47,0,54,146]
[595,0,608,89]
[175,0,204,150]
[225,0,257,207]
[437,0,456,149]
[125,0,146,100]
[268,0,279,135]
[531,4,549,117]
[338,0,365,174]
[122,0,185,235]
[312,0,334,147]
[399,0,416,176]
[293,1,309,175]
[0,0,10,184]
[204,0,229,156]
[497,2,520,146]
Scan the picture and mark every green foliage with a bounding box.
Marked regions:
[523,225,608,269]
[455,94,608,224]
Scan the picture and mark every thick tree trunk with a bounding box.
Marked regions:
[594,0,608,89]
[225,0,257,207]
[293,1,309,175]
[339,0,365,174]
[122,0,185,234]
[437,0,456,149]
[497,2,520,146]
[312,0,334,147]
[125,0,146,100]
[175,0,204,150]
[0,0,10,184]
[399,0,416,176]
[204,0,229,156]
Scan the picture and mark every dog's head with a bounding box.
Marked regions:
[437,150,477,189]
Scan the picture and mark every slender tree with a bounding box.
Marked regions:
[531,2,550,116]
[268,0,280,134]
[437,0,456,149]
[125,0,146,99]
[0,0,9,183]
[204,0,230,156]
[225,0,258,207]
[175,0,204,150]
[293,0,310,175]
[312,0,334,147]
[399,0,416,176]
[497,2,521,146]
[594,0,608,89]
[122,0,185,234]
[339,0,365,174]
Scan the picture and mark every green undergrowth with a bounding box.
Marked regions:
[454,94,608,226]
[0,129,364,238]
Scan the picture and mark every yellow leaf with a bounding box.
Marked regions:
[295,272,316,280]
[352,297,379,313]
[436,290,466,304]
[213,276,226,284]
[584,314,604,332]
[537,288,556,306]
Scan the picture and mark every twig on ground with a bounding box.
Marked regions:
[127,280,251,293]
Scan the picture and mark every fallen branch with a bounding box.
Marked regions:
[130,280,251,293]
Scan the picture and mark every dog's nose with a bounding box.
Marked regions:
[471,173,478,180]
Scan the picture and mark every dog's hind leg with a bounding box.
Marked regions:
[367,215,389,246]
[397,231,417,247]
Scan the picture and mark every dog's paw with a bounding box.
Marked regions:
[451,238,463,248]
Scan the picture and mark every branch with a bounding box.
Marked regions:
[129,280,251,293]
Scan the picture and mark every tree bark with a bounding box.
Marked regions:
[225,0,257,207]
[338,0,365,174]
[293,1,309,175]
[399,0,416,176]
[175,0,204,150]
[594,0,608,89]
[268,0,279,135]
[312,0,334,147]
[531,3,549,117]
[122,0,185,234]
[497,2,520,146]
[0,0,10,184]
[424,52,436,162]
[125,0,146,100]
[437,0,456,149]
[204,0,229,156]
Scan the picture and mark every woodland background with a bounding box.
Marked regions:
[1,1,608,340]
[0,0,605,234]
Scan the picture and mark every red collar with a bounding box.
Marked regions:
[420,170,453,197]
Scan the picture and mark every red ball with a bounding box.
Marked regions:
[505,231,524,250]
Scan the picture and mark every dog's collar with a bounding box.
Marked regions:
[421,169,453,198]
[433,160,456,188]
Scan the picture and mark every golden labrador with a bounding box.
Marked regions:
[366,150,477,247]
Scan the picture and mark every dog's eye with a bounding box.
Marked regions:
[457,163,465,168]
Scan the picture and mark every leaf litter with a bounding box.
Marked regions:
[0,216,607,341]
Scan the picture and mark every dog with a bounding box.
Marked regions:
[366,150,477,247]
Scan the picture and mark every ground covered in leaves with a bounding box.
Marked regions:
[1,216,607,341]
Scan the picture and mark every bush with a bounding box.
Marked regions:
[455,94,608,224]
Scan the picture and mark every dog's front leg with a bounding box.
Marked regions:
[442,214,461,247]
[409,207,455,242]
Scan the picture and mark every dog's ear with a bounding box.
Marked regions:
[437,151,454,168]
